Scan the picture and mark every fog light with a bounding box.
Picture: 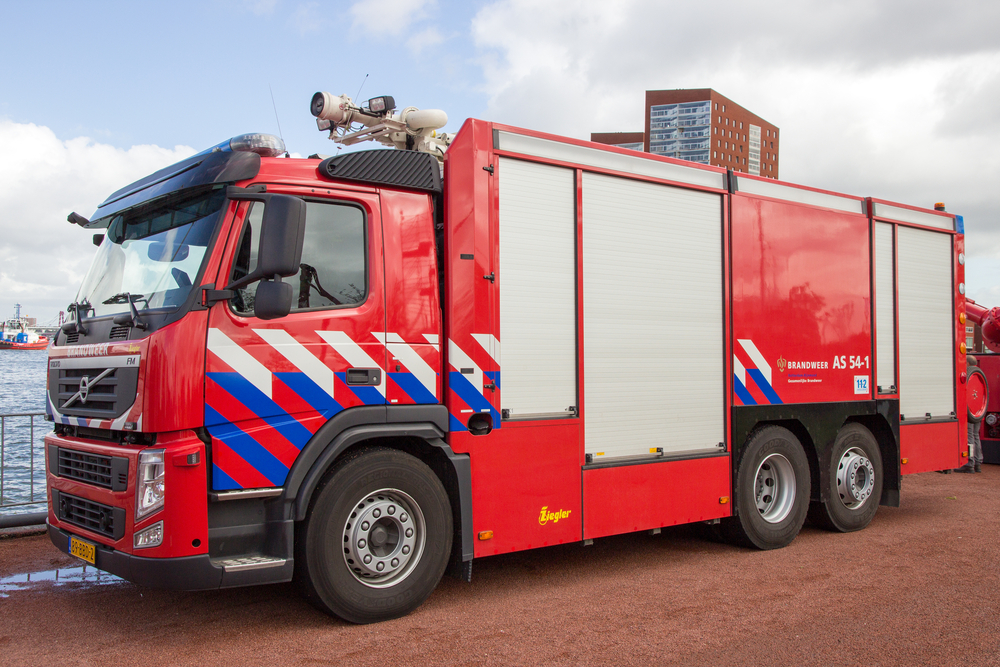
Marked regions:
[134,521,163,549]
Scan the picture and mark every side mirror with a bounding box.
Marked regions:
[225,188,306,290]
[253,279,293,320]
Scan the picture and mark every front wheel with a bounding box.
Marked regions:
[724,425,811,550]
[808,423,883,533]
[296,448,453,623]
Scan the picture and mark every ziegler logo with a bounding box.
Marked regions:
[776,355,786,373]
[538,506,571,525]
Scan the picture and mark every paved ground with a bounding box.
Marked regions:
[2,468,999,667]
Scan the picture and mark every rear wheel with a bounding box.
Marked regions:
[808,423,883,532]
[297,448,452,624]
[724,426,811,550]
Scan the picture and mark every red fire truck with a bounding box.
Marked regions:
[45,91,972,623]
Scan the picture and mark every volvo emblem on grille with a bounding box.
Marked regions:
[62,368,114,409]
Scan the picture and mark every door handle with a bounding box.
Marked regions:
[346,368,382,385]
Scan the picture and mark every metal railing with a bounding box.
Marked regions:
[0,412,49,528]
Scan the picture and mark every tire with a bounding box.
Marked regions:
[723,425,811,550]
[968,367,989,424]
[296,447,453,624]
[808,423,883,533]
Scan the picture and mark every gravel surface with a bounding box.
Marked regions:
[1,468,999,666]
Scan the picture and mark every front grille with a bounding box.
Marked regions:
[55,448,128,491]
[109,326,130,340]
[65,333,80,344]
[53,490,126,540]
[48,365,140,420]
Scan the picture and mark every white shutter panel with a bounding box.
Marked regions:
[582,173,724,458]
[498,158,577,418]
[897,226,955,419]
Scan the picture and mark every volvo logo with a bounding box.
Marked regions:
[62,368,113,409]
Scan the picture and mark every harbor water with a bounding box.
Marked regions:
[0,349,49,514]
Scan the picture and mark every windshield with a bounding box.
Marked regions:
[73,188,226,319]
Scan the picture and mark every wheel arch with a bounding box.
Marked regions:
[731,400,900,512]
[282,406,473,574]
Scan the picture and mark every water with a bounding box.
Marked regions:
[0,349,49,513]
[0,565,125,598]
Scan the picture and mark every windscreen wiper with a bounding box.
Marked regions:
[61,300,93,335]
[106,292,148,330]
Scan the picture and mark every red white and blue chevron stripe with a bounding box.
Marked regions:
[446,334,501,432]
[206,328,439,490]
[733,338,782,406]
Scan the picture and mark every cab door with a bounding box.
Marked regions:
[205,186,385,491]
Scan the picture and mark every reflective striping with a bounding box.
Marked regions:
[207,372,314,446]
[448,339,484,397]
[422,333,440,347]
[253,328,335,399]
[373,332,438,398]
[316,330,385,396]
[737,339,771,386]
[733,355,746,386]
[274,372,341,414]
[748,369,783,404]
[391,373,438,403]
[208,328,273,399]
[206,406,288,486]
[449,371,499,417]
[471,333,501,364]
[734,376,756,405]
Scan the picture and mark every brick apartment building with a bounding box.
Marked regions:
[592,88,780,178]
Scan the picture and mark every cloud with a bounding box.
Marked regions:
[0,120,194,325]
[470,0,1000,284]
[350,0,435,36]
[407,26,444,54]
[248,0,279,15]
[288,1,329,34]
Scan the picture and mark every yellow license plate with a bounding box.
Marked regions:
[69,536,96,565]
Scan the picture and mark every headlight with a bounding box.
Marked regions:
[136,448,165,520]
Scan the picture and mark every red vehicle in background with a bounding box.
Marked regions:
[43,90,974,623]
[965,299,999,463]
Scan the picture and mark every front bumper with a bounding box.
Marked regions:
[48,523,223,590]
[49,523,295,590]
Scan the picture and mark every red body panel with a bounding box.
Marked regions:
[142,311,209,433]
[583,456,732,540]
[900,422,960,474]
[382,189,443,404]
[45,430,208,558]
[462,421,582,557]
[731,194,872,405]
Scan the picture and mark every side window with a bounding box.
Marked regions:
[229,204,263,313]
[229,199,367,315]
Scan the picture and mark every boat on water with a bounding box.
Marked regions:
[0,305,49,350]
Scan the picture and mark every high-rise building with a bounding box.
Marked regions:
[591,88,780,178]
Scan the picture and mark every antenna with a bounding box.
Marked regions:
[268,84,289,157]
[355,74,369,103]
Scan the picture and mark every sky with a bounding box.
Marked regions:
[1,0,999,325]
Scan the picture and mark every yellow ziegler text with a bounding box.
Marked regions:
[538,506,571,526]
